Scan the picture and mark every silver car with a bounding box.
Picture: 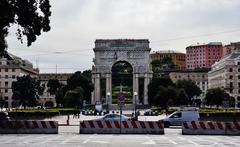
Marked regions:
[96,114,129,121]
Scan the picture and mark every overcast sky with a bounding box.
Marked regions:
[6,0,240,73]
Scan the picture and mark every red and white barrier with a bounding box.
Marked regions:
[80,120,164,134]
[182,121,240,135]
[0,121,58,134]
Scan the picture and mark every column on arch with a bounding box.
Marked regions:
[144,74,150,105]
[132,73,139,104]
[91,73,95,104]
[105,73,112,104]
[94,73,101,104]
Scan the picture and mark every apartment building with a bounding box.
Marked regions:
[208,52,240,108]
[0,52,39,108]
[186,42,223,69]
[150,50,186,70]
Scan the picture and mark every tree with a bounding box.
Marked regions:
[0,0,51,52]
[204,88,225,107]
[12,75,42,108]
[176,79,201,103]
[62,87,83,107]
[176,88,189,105]
[47,79,61,95]
[67,71,94,102]
[148,76,174,105]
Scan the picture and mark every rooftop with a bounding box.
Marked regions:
[151,50,185,54]
[187,42,222,48]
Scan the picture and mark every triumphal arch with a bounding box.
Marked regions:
[91,39,152,105]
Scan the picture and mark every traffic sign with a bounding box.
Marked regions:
[118,92,125,106]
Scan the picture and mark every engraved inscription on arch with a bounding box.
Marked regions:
[127,52,145,59]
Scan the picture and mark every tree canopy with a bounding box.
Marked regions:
[12,75,43,108]
[176,79,202,103]
[47,79,62,95]
[63,86,83,107]
[0,0,51,52]
[204,88,228,107]
[67,71,94,102]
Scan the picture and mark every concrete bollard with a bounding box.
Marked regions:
[0,121,58,134]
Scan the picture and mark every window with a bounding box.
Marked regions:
[12,69,15,72]
[5,89,8,93]
[5,69,8,72]
[5,82,8,87]
[229,68,233,72]
[238,96,240,101]
[230,75,233,79]
[230,82,233,87]
[12,75,15,79]
[4,96,8,100]
[170,112,182,118]
[238,68,240,72]
[5,75,8,79]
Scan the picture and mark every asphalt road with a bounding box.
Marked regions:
[0,126,239,147]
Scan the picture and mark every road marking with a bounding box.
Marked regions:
[142,136,156,145]
[209,136,239,146]
[92,140,109,144]
[82,135,94,144]
[168,139,178,145]
[187,140,199,146]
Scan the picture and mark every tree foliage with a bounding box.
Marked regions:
[151,57,177,73]
[0,0,51,51]
[148,77,199,107]
[67,71,94,102]
[176,79,201,103]
[63,86,83,107]
[12,75,42,108]
[147,76,174,105]
[204,88,226,107]
[47,79,62,95]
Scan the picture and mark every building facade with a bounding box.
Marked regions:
[223,42,240,57]
[208,52,240,107]
[150,50,186,70]
[38,73,73,106]
[0,52,39,108]
[169,71,208,100]
[186,42,223,69]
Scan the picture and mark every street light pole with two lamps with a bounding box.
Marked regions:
[106,92,110,112]
[134,92,138,120]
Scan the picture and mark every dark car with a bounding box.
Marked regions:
[0,112,10,120]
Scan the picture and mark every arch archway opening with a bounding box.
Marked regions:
[111,61,133,104]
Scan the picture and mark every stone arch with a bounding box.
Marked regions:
[92,39,152,105]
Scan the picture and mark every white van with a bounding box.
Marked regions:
[161,108,200,128]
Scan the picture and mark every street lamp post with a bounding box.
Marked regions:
[107,92,110,112]
[134,92,137,120]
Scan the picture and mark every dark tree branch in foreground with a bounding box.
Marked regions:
[0,0,51,52]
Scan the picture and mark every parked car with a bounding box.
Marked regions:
[143,109,158,116]
[160,108,199,128]
[0,112,10,120]
[94,114,129,121]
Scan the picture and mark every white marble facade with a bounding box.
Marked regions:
[92,39,152,105]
